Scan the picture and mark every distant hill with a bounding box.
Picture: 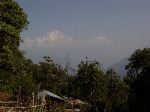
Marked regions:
[110,59,128,78]
[110,47,150,78]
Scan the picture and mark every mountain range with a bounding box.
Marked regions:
[110,59,128,78]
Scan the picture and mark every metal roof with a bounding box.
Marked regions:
[37,90,64,101]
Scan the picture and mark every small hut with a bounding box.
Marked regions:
[37,90,64,111]
[37,90,64,101]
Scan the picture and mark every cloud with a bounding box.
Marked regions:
[97,36,109,43]
[20,30,113,66]
[22,30,72,48]
[21,30,147,67]
[21,30,110,50]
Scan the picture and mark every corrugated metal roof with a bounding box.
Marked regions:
[37,90,64,101]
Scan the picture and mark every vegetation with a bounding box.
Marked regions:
[125,48,150,112]
[0,0,29,94]
[0,0,150,112]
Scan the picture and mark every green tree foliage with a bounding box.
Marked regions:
[13,59,36,101]
[125,48,150,112]
[71,58,129,112]
[105,69,129,112]
[74,58,106,111]
[0,0,31,95]
[33,56,70,96]
[0,0,28,60]
[125,48,150,78]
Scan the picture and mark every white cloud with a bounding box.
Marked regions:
[41,30,64,42]
[21,30,110,49]
[20,30,113,66]
[22,30,72,48]
[97,36,109,43]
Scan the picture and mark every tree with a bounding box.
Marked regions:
[125,48,150,112]
[75,58,106,112]
[125,48,150,78]
[0,0,28,93]
[0,0,28,58]
[105,69,129,112]
[33,56,69,96]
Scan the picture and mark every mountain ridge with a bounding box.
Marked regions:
[110,59,128,78]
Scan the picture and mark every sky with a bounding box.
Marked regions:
[18,0,150,67]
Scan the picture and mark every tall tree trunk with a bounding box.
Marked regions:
[94,101,99,112]
[104,102,107,112]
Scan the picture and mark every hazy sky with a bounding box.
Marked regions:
[18,0,150,67]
